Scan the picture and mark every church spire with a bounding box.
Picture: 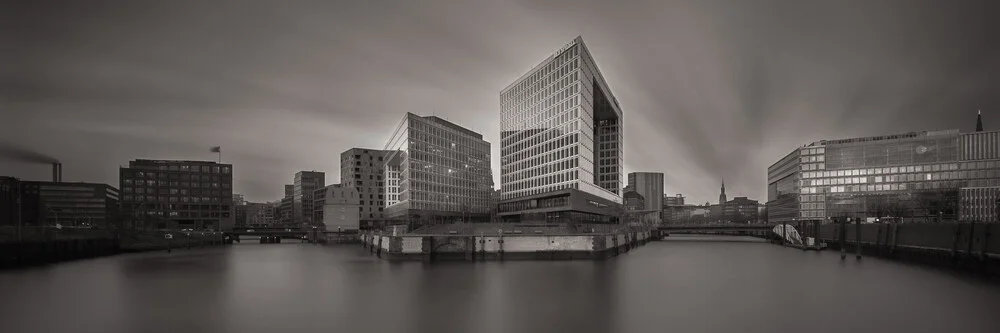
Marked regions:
[976,110,984,132]
[719,177,727,204]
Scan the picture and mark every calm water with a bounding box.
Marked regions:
[2,236,999,333]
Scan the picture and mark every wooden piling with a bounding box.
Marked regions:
[839,218,847,260]
[855,218,862,260]
[967,222,976,259]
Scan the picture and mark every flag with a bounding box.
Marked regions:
[210,146,221,153]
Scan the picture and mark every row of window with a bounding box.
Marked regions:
[500,45,579,104]
[502,182,580,200]
[801,179,1000,194]
[123,195,228,203]
[801,163,962,179]
[500,54,579,126]
[502,81,580,139]
[503,144,579,183]
[143,165,231,174]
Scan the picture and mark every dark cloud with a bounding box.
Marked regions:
[1,0,997,203]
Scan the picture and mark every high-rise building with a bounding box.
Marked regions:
[767,120,1000,223]
[284,185,294,198]
[119,159,233,230]
[627,172,664,211]
[340,148,391,228]
[383,112,494,226]
[293,171,324,225]
[498,36,624,223]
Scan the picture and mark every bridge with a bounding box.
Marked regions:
[654,223,780,239]
[225,227,310,239]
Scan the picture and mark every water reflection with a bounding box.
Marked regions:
[1,238,999,333]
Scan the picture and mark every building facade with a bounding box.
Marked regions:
[319,184,361,231]
[340,148,390,228]
[498,36,624,223]
[293,171,325,225]
[277,197,293,225]
[0,176,41,227]
[119,159,233,230]
[15,181,119,228]
[245,202,275,227]
[383,112,495,226]
[723,196,760,224]
[767,127,1000,223]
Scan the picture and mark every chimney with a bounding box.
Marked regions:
[52,163,62,182]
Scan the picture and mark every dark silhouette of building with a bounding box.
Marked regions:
[977,110,984,132]
[0,176,41,227]
[719,178,727,204]
[119,159,233,231]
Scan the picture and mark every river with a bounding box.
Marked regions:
[1,235,998,333]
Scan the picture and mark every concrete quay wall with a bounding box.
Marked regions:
[359,229,653,261]
[780,222,1000,276]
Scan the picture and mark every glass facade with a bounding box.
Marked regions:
[383,113,494,223]
[499,36,623,206]
[767,129,1000,223]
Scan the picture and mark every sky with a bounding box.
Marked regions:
[2,0,998,204]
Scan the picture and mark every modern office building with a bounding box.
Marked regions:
[767,123,1000,223]
[318,184,361,231]
[13,181,119,228]
[284,185,294,198]
[498,36,624,223]
[340,148,391,228]
[627,172,664,218]
[119,159,233,230]
[383,112,494,226]
[293,171,325,225]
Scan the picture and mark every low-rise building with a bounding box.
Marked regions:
[319,184,360,231]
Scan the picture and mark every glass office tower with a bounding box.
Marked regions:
[497,36,624,223]
[382,113,494,226]
[767,129,1000,223]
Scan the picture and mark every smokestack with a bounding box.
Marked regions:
[52,163,62,182]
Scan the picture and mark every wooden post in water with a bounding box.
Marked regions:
[855,218,862,260]
[950,224,961,262]
[875,224,883,256]
[967,222,976,260]
[813,220,820,246]
[982,224,992,262]
[840,218,847,260]
[781,223,787,247]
